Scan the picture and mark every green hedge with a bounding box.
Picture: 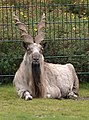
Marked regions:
[0,0,89,83]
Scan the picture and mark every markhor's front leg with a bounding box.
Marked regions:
[22,91,33,100]
[14,83,33,100]
[13,70,33,100]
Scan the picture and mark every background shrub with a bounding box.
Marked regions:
[0,0,89,83]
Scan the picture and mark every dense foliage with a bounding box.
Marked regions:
[0,0,89,83]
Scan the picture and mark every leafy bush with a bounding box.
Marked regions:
[0,0,89,83]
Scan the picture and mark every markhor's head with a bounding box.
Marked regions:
[23,42,44,65]
[13,13,45,65]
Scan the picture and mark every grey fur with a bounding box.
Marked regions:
[13,13,79,100]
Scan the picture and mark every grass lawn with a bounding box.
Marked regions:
[0,83,89,120]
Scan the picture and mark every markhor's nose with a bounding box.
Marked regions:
[32,52,40,61]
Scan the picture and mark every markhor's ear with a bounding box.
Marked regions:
[41,41,47,48]
[23,42,29,50]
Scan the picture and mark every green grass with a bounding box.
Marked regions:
[0,84,89,120]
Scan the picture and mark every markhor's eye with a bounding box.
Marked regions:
[40,47,43,53]
[27,51,31,54]
[27,48,31,54]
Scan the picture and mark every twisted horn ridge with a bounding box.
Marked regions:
[13,14,33,43]
[35,13,45,44]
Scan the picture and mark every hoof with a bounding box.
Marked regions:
[25,95,33,100]
[67,92,78,100]
[23,91,33,100]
